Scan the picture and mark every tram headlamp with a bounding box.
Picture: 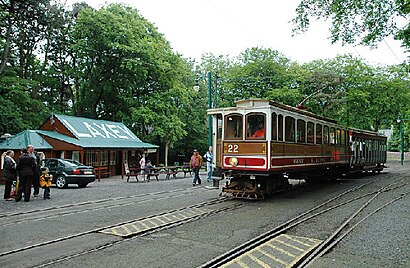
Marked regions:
[229,157,239,167]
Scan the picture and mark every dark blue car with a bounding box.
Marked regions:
[41,158,96,188]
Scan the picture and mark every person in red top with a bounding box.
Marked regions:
[190,149,203,186]
[252,123,265,138]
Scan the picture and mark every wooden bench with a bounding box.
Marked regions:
[181,166,192,177]
[146,169,160,182]
[161,168,178,180]
[94,166,111,181]
[126,168,159,182]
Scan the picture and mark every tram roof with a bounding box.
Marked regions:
[208,99,338,124]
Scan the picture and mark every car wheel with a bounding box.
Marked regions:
[77,183,88,188]
[56,175,68,188]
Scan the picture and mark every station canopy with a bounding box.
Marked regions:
[0,114,158,150]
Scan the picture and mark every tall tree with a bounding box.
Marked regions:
[292,0,410,52]
[71,4,190,165]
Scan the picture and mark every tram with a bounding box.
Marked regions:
[208,99,387,199]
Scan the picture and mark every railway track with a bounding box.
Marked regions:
[0,195,242,268]
[0,187,194,219]
[200,177,409,268]
[0,186,216,228]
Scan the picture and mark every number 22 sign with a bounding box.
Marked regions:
[226,144,239,153]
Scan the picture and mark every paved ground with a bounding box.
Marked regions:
[0,161,409,268]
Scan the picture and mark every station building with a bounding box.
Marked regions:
[0,114,158,179]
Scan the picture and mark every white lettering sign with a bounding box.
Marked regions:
[62,119,136,140]
[62,119,92,138]
[117,125,137,140]
[106,124,128,139]
[84,122,106,138]
[93,123,118,138]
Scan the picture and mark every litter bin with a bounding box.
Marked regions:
[212,178,219,188]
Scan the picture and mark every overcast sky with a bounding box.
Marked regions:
[68,0,408,66]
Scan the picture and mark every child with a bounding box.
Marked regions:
[40,167,52,199]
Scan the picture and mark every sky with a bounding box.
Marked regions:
[68,0,408,66]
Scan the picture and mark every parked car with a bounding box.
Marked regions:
[41,158,96,188]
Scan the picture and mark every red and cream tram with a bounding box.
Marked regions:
[208,99,387,199]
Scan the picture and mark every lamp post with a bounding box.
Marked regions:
[397,117,409,165]
[194,71,218,147]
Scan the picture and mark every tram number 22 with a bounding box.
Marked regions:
[227,144,239,153]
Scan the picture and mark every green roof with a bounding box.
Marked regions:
[0,130,53,150]
[36,130,157,149]
[1,115,158,150]
[43,114,158,149]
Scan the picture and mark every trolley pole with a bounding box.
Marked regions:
[194,71,217,148]
[207,71,212,147]
[397,117,410,166]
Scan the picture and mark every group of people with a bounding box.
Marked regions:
[137,146,214,187]
[138,155,155,174]
[189,146,213,186]
[2,145,52,202]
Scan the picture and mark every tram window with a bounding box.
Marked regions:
[323,126,329,144]
[224,114,243,139]
[271,113,277,141]
[341,129,346,145]
[330,127,336,144]
[246,113,266,139]
[297,119,306,143]
[316,124,323,144]
[307,122,314,144]
[285,116,295,142]
[217,114,222,139]
[278,114,283,141]
[337,129,341,145]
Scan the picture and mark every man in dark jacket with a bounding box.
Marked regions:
[16,148,36,202]
[27,145,40,197]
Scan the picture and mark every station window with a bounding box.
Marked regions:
[285,116,295,142]
[271,112,277,141]
[323,126,329,144]
[278,114,283,141]
[330,127,336,144]
[224,114,243,140]
[316,124,323,144]
[307,122,314,144]
[246,113,266,139]
[297,119,306,143]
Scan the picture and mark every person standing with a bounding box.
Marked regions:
[27,145,40,197]
[139,154,146,177]
[2,150,17,201]
[190,149,203,186]
[15,148,36,202]
[39,167,52,199]
[203,146,213,182]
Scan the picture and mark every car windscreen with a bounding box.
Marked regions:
[63,160,79,168]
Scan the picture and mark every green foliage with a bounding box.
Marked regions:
[0,1,409,157]
[0,68,49,133]
[292,0,410,51]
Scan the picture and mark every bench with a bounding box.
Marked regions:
[94,166,111,181]
[126,168,159,182]
[161,168,177,180]
[181,166,192,177]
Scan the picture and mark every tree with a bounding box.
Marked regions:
[71,4,191,165]
[292,0,410,52]
[0,0,59,132]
